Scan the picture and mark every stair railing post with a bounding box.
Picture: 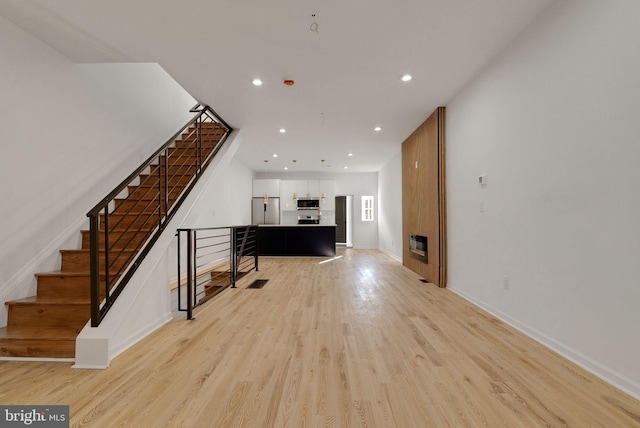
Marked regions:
[103,206,110,309]
[186,229,194,320]
[192,229,198,310]
[231,227,237,288]
[89,214,101,327]
[158,153,164,228]
[176,231,182,313]
[254,226,259,272]
[163,149,169,226]
[197,115,203,173]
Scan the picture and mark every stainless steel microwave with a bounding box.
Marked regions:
[297,198,320,210]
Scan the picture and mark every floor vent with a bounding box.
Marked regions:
[247,279,269,289]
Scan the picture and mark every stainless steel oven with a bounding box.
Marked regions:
[298,214,320,224]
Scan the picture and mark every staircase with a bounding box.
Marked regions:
[0,118,229,359]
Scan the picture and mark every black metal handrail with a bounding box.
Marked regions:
[87,104,232,327]
[176,226,259,320]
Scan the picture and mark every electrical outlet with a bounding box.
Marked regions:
[503,276,510,290]
[479,202,485,212]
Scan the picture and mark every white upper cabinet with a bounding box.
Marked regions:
[276,179,335,210]
[319,180,335,211]
[307,180,320,198]
[280,180,298,211]
[296,180,308,197]
[252,179,280,197]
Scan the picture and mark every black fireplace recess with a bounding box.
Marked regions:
[409,234,428,263]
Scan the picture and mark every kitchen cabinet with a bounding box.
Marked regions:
[280,180,298,211]
[296,180,309,197]
[307,180,320,198]
[318,180,335,211]
[252,179,280,198]
[278,179,335,211]
[257,225,336,257]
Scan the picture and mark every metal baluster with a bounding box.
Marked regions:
[186,230,194,320]
[103,206,110,311]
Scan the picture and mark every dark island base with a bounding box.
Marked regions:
[257,225,336,257]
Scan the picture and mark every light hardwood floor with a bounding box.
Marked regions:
[1,249,639,427]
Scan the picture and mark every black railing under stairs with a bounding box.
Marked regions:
[87,104,232,327]
[176,226,259,320]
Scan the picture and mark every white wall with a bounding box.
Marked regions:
[378,152,402,261]
[182,157,253,228]
[447,0,640,398]
[0,15,196,326]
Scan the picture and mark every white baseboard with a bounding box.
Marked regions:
[110,313,173,361]
[449,286,640,401]
[379,248,402,263]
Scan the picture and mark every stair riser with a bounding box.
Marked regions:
[7,304,89,329]
[173,142,223,154]
[126,187,185,203]
[170,142,220,152]
[61,251,134,272]
[150,160,200,170]
[112,199,162,215]
[178,128,225,139]
[36,275,108,300]
[99,212,161,230]
[136,175,194,188]
[0,339,75,358]
[81,230,150,250]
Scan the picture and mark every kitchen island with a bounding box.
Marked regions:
[257,225,336,257]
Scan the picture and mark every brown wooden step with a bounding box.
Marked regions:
[111,197,162,215]
[81,229,152,250]
[60,249,137,272]
[35,271,111,300]
[0,326,80,358]
[137,173,194,187]
[125,186,186,206]
[99,212,161,231]
[6,297,89,329]
[177,125,225,141]
[200,285,226,303]
[147,159,200,171]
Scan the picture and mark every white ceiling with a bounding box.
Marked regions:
[1,0,555,173]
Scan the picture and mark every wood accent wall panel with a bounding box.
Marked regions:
[402,107,446,287]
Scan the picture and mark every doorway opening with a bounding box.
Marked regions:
[335,195,353,247]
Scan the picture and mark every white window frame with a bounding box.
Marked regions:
[361,195,374,221]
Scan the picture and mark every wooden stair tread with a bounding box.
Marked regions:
[60,248,137,254]
[6,296,90,305]
[80,229,154,233]
[36,271,90,277]
[0,326,82,340]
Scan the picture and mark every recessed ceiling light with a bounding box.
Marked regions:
[344,166,348,169]
[374,126,382,132]
[279,128,286,133]
[284,166,288,170]
[252,78,263,86]
[348,153,353,157]
[401,74,412,82]
[273,154,278,158]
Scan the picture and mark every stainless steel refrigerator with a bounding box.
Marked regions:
[252,197,280,225]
